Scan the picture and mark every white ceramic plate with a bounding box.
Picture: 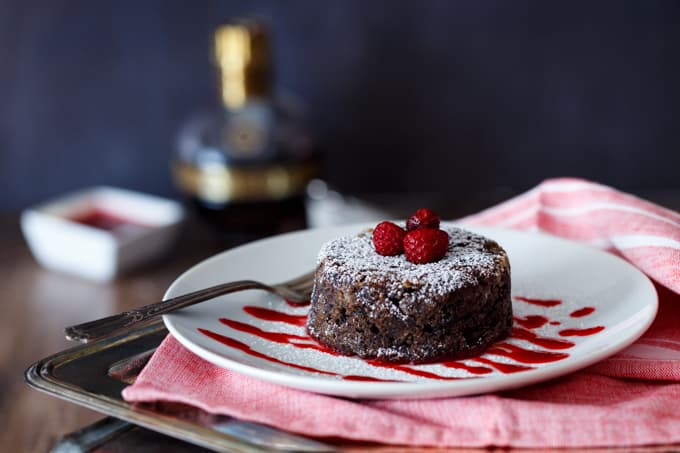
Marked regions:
[163,224,658,399]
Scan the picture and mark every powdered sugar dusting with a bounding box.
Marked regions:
[317,223,507,301]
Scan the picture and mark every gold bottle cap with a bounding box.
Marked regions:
[214,20,271,108]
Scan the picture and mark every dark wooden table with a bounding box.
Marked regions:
[3,192,680,452]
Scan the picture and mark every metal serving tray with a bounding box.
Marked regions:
[24,321,338,453]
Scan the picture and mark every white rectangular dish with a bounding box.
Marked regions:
[21,186,185,281]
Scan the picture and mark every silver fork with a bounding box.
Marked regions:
[64,271,315,343]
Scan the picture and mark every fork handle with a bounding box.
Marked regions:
[64,280,263,343]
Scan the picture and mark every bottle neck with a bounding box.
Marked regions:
[218,67,271,109]
[213,22,272,109]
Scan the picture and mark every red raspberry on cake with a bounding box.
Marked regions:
[372,221,406,256]
[406,208,440,231]
[404,228,449,264]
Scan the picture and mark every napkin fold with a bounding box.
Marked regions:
[123,178,680,448]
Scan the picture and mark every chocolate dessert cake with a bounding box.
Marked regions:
[306,224,512,363]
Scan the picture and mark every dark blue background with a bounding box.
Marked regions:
[2,0,679,209]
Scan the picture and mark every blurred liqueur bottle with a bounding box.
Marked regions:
[173,20,318,237]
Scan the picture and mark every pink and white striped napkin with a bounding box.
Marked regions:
[123,178,680,448]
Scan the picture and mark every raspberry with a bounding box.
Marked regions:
[373,221,406,256]
[403,228,449,264]
[406,208,440,231]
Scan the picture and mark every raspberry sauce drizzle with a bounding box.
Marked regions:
[570,307,595,318]
[366,360,462,380]
[560,326,605,336]
[242,306,307,326]
[511,327,575,350]
[219,318,338,355]
[284,299,310,307]
[343,375,398,382]
[514,296,562,307]
[197,296,605,380]
[214,318,410,381]
[486,342,569,364]
[197,328,336,375]
[513,315,550,329]
[441,361,493,375]
[471,357,533,373]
